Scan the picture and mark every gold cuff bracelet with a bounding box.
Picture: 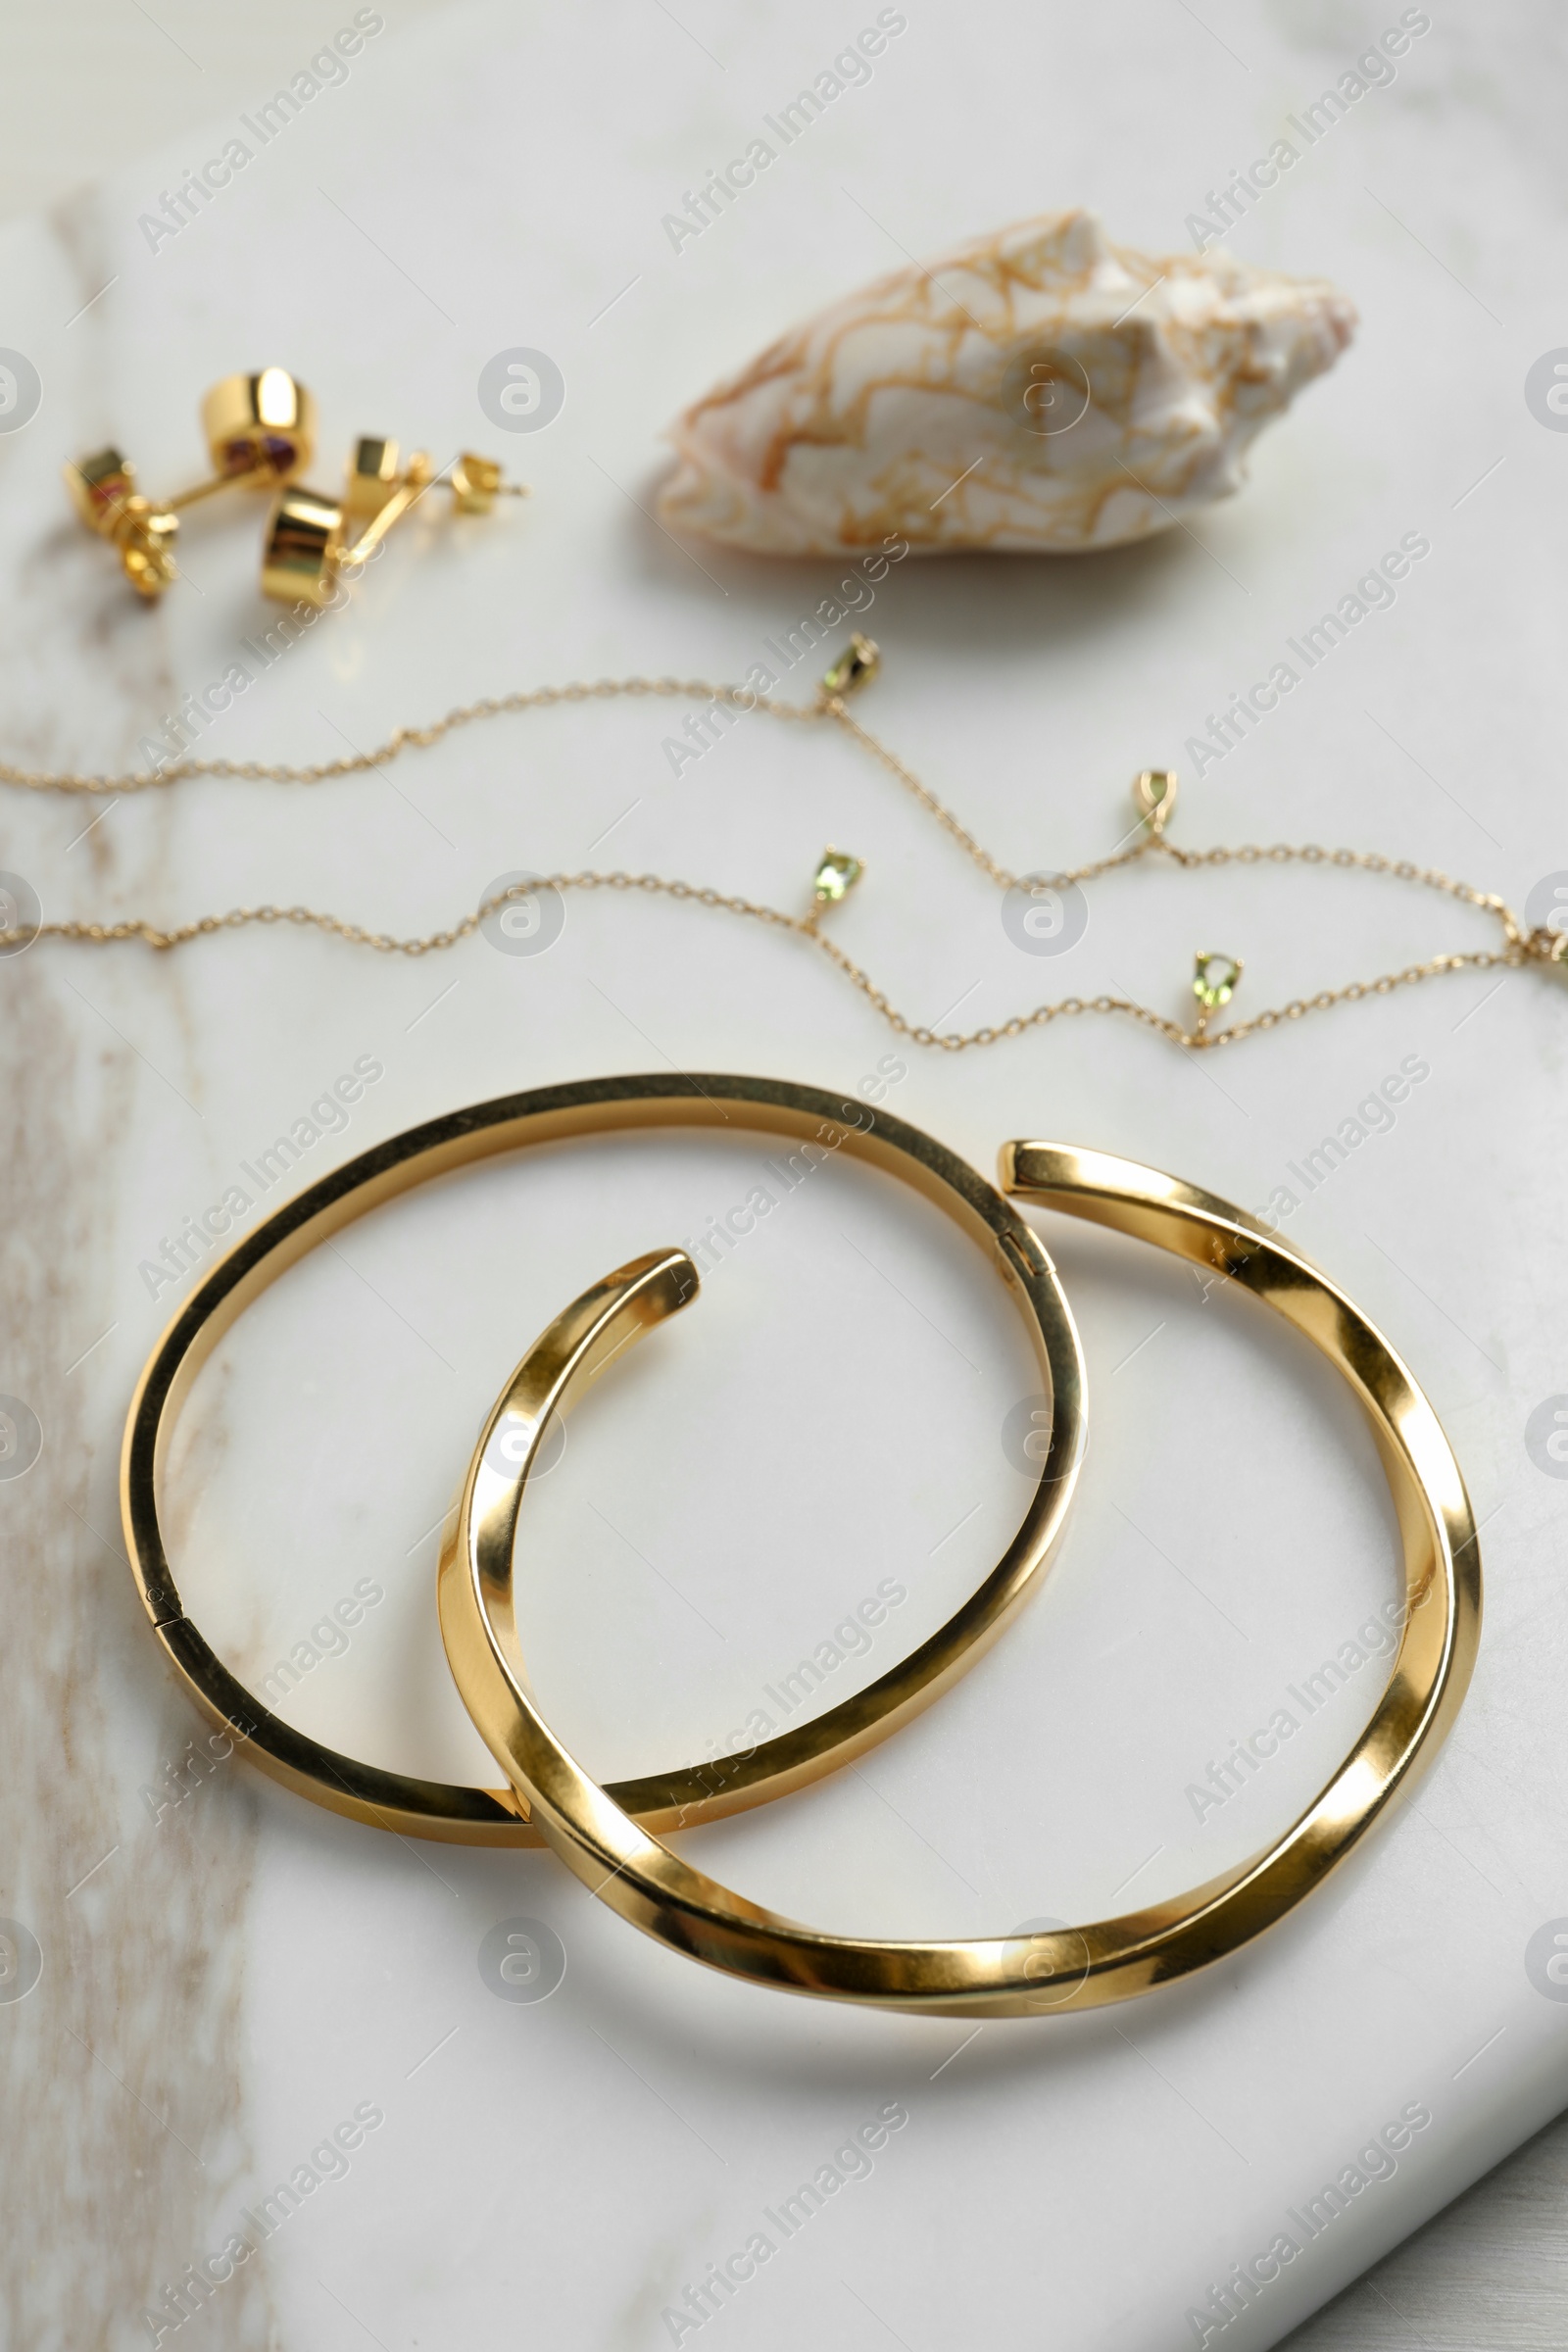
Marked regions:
[439,1142,1481,2014]
[122,1073,1086,1845]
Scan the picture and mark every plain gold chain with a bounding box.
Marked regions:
[0,679,820,795]
[5,667,1564,1052]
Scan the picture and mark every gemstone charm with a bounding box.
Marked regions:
[812,847,864,906]
[820,633,880,699]
[1193,951,1242,1012]
[1134,767,1178,830]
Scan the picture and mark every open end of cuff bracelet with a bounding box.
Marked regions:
[120,1072,1087,1847]
[438,1139,1480,2016]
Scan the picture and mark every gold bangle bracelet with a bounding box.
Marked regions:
[122,1073,1086,1846]
[441,1141,1482,2013]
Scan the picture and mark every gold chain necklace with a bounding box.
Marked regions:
[3,637,1562,1052]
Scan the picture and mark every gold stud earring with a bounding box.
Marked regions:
[64,368,316,601]
[64,450,177,600]
[259,436,527,608]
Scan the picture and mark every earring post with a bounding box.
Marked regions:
[335,453,435,573]
[165,462,279,513]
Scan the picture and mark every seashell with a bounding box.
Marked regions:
[659,209,1355,556]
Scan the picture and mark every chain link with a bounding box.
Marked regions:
[0,678,817,796]
[822,703,1021,890]
[6,669,1562,1052]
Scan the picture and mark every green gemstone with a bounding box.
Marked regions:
[1193,952,1241,1010]
[813,849,863,905]
[820,632,880,698]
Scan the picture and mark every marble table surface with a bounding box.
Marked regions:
[2,3,1566,2348]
